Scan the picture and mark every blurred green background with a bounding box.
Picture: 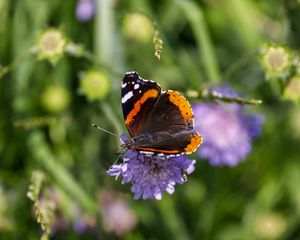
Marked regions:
[1,0,300,239]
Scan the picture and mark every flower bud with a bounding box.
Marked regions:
[79,70,110,101]
[42,85,70,113]
[254,212,286,239]
[123,13,153,42]
[283,75,300,102]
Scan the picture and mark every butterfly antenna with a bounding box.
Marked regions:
[92,123,119,139]
[112,152,123,165]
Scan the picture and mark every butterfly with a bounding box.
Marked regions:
[121,71,202,158]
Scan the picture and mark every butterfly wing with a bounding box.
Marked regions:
[121,72,161,137]
[134,131,202,155]
[133,90,202,155]
[121,72,202,155]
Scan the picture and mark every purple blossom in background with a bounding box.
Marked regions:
[108,142,196,200]
[76,0,95,22]
[193,86,264,167]
[72,205,96,234]
[73,219,87,234]
[100,190,137,235]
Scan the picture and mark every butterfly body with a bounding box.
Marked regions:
[121,71,202,158]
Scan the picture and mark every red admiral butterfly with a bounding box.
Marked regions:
[121,71,202,158]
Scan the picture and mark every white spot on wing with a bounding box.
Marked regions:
[122,82,127,88]
[126,71,136,75]
[140,151,154,155]
[134,84,139,89]
[121,91,133,103]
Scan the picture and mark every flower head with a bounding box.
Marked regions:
[79,70,110,101]
[36,28,67,64]
[108,141,196,200]
[99,190,137,235]
[76,0,95,22]
[193,87,264,167]
[260,44,291,79]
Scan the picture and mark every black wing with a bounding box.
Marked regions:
[121,71,161,137]
[132,90,202,154]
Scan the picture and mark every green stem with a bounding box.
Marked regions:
[157,197,190,240]
[177,0,221,84]
[223,51,258,81]
[0,50,32,79]
[28,131,98,213]
[95,0,114,66]
[186,89,263,105]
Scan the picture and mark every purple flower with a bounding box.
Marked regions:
[72,205,96,233]
[108,147,196,200]
[76,0,95,22]
[99,190,137,235]
[193,87,264,167]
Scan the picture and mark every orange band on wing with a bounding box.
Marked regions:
[125,89,159,125]
[135,147,180,154]
[167,91,194,123]
[184,133,202,153]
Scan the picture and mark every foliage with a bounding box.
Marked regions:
[1,0,300,239]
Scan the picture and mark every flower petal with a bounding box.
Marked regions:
[108,147,196,199]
